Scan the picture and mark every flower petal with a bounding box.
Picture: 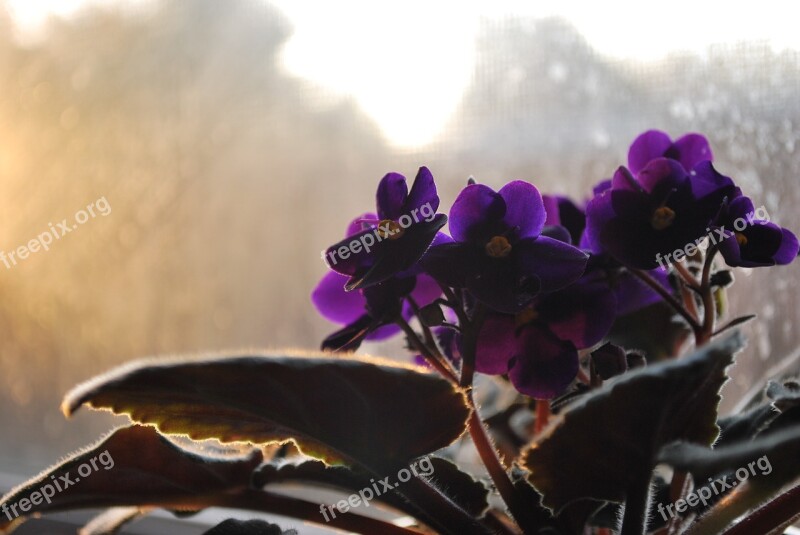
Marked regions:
[541,280,617,349]
[775,228,800,265]
[514,236,589,293]
[672,133,713,170]
[312,271,366,324]
[614,268,668,316]
[628,130,672,175]
[475,313,518,375]
[499,180,546,239]
[376,172,408,220]
[404,166,440,213]
[508,324,579,399]
[346,215,448,290]
[346,212,378,237]
[449,184,506,243]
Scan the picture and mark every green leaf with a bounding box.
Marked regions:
[81,507,147,535]
[202,519,297,535]
[520,332,743,512]
[662,426,800,535]
[658,426,800,485]
[255,457,489,517]
[0,425,261,531]
[63,353,470,470]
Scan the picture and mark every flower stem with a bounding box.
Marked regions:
[466,399,540,532]
[695,246,719,346]
[629,268,702,332]
[620,470,652,535]
[396,316,458,383]
[534,399,550,435]
[673,260,700,290]
[719,483,800,535]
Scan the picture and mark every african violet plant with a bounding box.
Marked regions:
[2,130,800,535]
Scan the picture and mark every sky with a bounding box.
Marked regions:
[5,0,800,148]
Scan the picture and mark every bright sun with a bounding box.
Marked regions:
[5,0,800,149]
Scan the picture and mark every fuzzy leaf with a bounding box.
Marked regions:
[658,425,800,485]
[63,353,470,470]
[80,507,147,535]
[202,519,297,535]
[521,332,743,512]
[256,456,488,517]
[0,425,261,532]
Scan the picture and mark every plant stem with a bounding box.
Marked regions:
[629,268,702,332]
[719,483,800,535]
[466,401,540,532]
[695,246,718,346]
[620,471,653,535]
[534,399,550,435]
[673,260,700,290]
[396,316,458,383]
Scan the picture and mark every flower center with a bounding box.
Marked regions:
[377,220,404,240]
[485,236,512,258]
[515,307,539,327]
[735,232,748,246]
[650,206,676,230]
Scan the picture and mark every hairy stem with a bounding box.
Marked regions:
[696,246,719,346]
[620,471,652,535]
[720,483,800,535]
[629,268,702,332]
[396,316,458,383]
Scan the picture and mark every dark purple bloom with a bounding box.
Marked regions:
[585,159,737,269]
[312,269,441,352]
[715,196,799,268]
[543,195,586,246]
[475,278,616,399]
[628,130,713,174]
[423,181,589,313]
[314,212,442,351]
[324,167,447,291]
[543,193,670,316]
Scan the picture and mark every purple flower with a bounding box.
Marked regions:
[312,269,441,352]
[715,196,799,268]
[543,195,586,246]
[543,193,670,316]
[423,181,589,313]
[628,130,713,174]
[585,159,737,269]
[314,212,442,351]
[324,167,447,291]
[475,278,616,399]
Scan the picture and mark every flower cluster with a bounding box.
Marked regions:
[313,131,799,400]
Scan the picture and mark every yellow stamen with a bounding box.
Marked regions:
[377,220,404,240]
[485,236,512,258]
[515,307,539,327]
[735,232,748,246]
[651,206,676,230]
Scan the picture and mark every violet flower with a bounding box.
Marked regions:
[423,181,589,313]
[324,167,447,291]
[475,278,616,399]
[584,159,737,269]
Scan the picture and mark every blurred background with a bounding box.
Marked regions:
[0,0,799,492]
